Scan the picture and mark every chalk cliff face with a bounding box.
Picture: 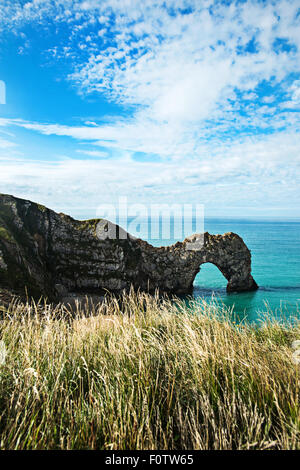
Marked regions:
[0,194,258,300]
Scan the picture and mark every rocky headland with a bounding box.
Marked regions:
[0,193,258,302]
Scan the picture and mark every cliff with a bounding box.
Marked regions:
[0,194,258,300]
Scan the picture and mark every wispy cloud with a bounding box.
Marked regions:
[76,149,109,158]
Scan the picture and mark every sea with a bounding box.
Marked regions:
[122,217,300,324]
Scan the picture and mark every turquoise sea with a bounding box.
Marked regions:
[127,217,300,323]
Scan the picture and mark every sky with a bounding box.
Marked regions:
[0,0,300,220]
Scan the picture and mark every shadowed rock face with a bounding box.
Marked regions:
[0,194,258,300]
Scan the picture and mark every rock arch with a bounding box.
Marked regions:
[135,232,258,295]
[0,194,258,299]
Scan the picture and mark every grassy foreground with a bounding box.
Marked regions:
[0,291,299,450]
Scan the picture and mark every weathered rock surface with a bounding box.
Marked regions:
[0,193,258,300]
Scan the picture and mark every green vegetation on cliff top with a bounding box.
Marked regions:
[0,292,298,450]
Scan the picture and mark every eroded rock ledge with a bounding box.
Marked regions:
[0,194,258,300]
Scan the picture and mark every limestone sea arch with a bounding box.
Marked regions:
[0,194,258,300]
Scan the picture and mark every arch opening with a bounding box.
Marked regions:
[193,262,228,293]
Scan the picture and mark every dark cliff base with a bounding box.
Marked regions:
[0,193,258,302]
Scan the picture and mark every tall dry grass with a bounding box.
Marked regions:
[0,291,299,450]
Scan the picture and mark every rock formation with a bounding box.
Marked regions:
[0,194,258,300]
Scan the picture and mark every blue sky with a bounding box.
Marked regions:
[0,0,300,219]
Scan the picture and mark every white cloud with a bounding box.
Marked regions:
[76,149,109,158]
[0,138,15,149]
[262,96,276,104]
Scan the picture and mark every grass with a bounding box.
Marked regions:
[0,290,299,450]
